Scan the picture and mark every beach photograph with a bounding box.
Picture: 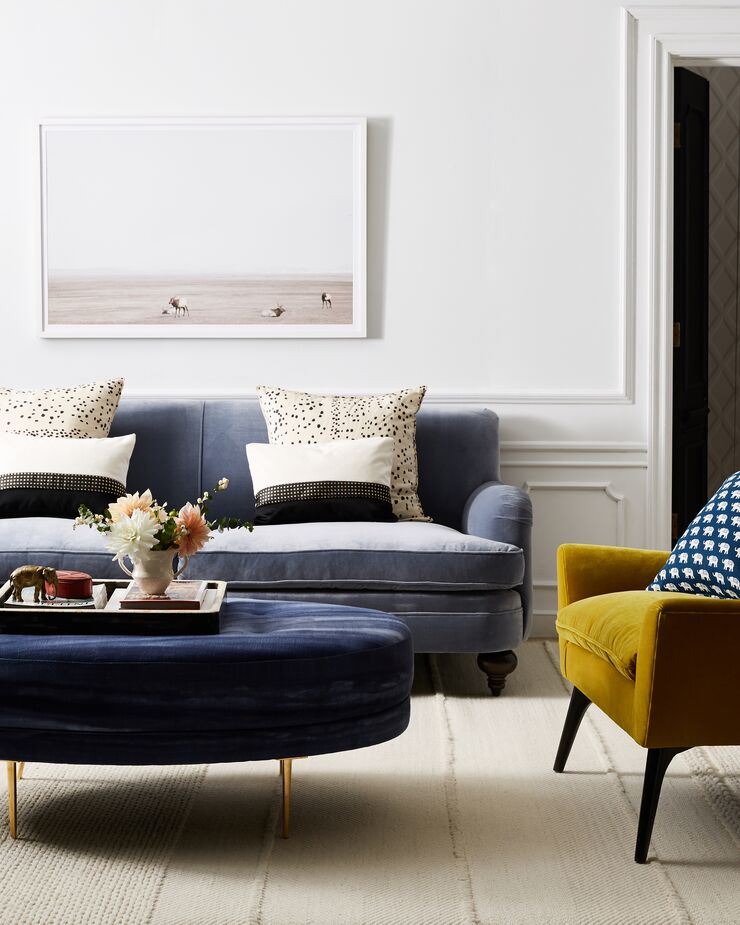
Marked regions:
[41,120,365,336]
[48,274,353,326]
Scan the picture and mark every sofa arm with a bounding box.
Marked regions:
[462,482,533,639]
[633,595,740,747]
[557,544,669,610]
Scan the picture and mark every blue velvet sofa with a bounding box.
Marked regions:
[0,400,533,694]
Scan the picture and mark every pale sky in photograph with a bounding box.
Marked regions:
[45,124,355,275]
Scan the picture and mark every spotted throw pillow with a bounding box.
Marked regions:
[648,470,740,598]
[0,378,124,438]
[256,385,429,521]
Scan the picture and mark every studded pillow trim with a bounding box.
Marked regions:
[0,472,126,497]
[256,481,392,507]
[0,378,124,438]
[256,385,429,521]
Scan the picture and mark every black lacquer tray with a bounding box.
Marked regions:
[0,580,226,635]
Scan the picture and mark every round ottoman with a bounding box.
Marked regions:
[0,599,414,839]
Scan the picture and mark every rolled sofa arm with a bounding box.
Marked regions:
[462,482,533,639]
[557,544,669,610]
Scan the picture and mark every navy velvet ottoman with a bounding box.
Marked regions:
[0,599,414,839]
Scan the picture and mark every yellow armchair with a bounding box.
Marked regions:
[554,543,740,863]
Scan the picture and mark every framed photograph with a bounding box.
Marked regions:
[40,118,366,338]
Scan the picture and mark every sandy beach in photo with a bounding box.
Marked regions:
[47,274,353,326]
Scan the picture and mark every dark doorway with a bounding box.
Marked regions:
[672,66,709,541]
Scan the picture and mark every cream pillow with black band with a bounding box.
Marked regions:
[0,432,136,519]
[256,385,429,521]
[0,378,124,438]
[246,437,396,525]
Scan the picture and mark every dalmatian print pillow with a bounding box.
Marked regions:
[0,378,124,438]
[256,385,429,521]
[648,471,740,598]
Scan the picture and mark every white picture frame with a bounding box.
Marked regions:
[39,117,366,338]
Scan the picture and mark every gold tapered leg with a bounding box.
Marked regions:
[281,758,292,839]
[6,761,17,839]
[17,762,24,781]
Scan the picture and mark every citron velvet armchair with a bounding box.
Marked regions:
[553,543,740,863]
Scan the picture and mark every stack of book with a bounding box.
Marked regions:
[120,580,209,611]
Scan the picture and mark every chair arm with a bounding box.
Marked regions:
[462,482,533,638]
[557,544,669,609]
[633,595,740,746]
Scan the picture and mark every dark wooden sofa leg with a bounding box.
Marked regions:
[477,650,518,696]
[553,686,591,772]
[635,747,688,864]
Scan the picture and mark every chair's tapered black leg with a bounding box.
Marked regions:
[553,686,592,772]
[635,746,688,864]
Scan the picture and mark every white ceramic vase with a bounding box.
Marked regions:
[118,548,189,596]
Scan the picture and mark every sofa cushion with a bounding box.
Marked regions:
[188,521,523,591]
[0,519,524,593]
[0,378,124,438]
[256,385,429,522]
[246,437,396,525]
[0,433,136,519]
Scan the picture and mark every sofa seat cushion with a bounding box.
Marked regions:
[556,589,694,681]
[0,519,523,593]
[188,521,523,591]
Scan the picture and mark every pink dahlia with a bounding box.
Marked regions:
[175,503,211,557]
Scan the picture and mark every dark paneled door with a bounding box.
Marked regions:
[672,67,709,540]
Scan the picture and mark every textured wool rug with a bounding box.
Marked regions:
[0,642,737,925]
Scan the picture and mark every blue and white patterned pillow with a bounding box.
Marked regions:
[648,471,740,598]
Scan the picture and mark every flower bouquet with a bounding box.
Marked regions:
[75,478,252,595]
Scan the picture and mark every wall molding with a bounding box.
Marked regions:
[504,459,647,469]
[501,441,647,452]
[121,387,631,405]
[502,441,648,469]
[523,480,627,588]
[625,6,740,548]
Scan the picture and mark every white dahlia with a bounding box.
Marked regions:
[105,508,160,561]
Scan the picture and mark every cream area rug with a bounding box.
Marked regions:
[0,642,737,925]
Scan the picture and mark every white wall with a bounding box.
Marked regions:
[0,0,661,634]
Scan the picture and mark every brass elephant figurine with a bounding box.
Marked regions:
[10,566,58,603]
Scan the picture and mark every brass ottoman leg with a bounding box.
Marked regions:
[17,762,25,781]
[6,761,17,839]
[281,758,292,839]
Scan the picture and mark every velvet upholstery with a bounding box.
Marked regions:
[0,399,533,656]
[557,543,740,747]
[187,522,524,590]
[226,589,525,653]
[0,519,523,590]
[0,599,413,765]
[109,400,204,509]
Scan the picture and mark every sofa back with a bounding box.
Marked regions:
[109,400,500,530]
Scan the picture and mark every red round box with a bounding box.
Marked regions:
[48,570,93,600]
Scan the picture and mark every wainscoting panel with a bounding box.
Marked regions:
[500,443,649,637]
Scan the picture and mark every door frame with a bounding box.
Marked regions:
[626,6,740,548]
